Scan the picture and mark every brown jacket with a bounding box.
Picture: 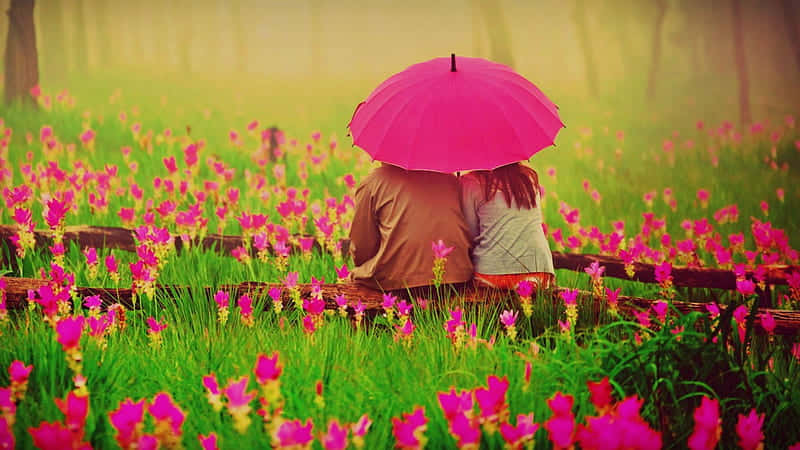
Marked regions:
[349,165,474,290]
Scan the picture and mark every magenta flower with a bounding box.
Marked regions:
[335,264,350,280]
[652,301,668,323]
[544,392,575,449]
[148,392,186,439]
[84,295,102,309]
[353,300,366,315]
[198,432,219,450]
[560,289,579,306]
[29,421,74,449]
[431,239,454,259]
[284,272,299,290]
[382,293,397,310]
[254,352,282,385]
[475,375,509,423]
[706,303,721,319]
[396,319,415,338]
[396,300,412,316]
[516,280,533,298]
[391,407,428,449]
[83,247,98,266]
[109,398,147,449]
[437,387,473,422]
[736,279,756,297]
[56,316,85,351]
[275,418,314,447]
[352,414,372,439]
[146,317,168,334]
[105,254,118,274]
[214,291,229,309]
[654,261,672,283]
[322,419,348,450]
[54,390,89,433]
[238,295,253,316]
[8,360,32,384]
[586,377,613,412]
[736,409,764,450]
[500,413,539,448]
[759,311,776,335]
[449,412,481,447]
[687,396,720,450]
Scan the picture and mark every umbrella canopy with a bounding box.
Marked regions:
[348,54,564,173]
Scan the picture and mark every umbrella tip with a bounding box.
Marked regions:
[451,53,456,72]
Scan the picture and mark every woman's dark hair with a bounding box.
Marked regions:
[473,163,540,209]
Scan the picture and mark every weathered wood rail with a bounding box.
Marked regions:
[3,276,798,335]
[1,224,797,292]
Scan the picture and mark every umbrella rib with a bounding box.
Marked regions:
[479,76,563,146]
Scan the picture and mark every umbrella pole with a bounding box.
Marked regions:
[451,53,456,72]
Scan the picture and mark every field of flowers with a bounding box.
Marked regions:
[1,78,799,449]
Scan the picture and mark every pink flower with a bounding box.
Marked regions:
[500,310,517,327]
[544,392,575,449]
[146,317,168,334]
[516,280,533,297]
[214,291,229,308]
[706,302,720,319]
[586,377,613,412]
[105,254,118,274]
[8,360,32,384]
[303,315,316,334]
[584,261,605,280]
[352,414,372,439]
[254,352,282,384]
[759,311,776,335]
[687,396,720,450]
[654,261,672,283]
[652,301,668,323]
[431,239,454,259]
[605,287,620,307]
[224,376,256,414]
[736,279,756,297]
[54,390,89,433]
[335,264,350,280]
[437,388,473,422]
[274,418,314,447]
[500,413,539,448]
[391,407,427,449]
[322,420,348,450]
[449,412,481,447]
[198,433,219,450]
[1,417,14,449]
[475,375,509,423]
[735,409,764,450]
[28,421,74,449]
[56,316,85,351]
[148,392,185,436]
[109,398,147,448]
[238,295,253,316]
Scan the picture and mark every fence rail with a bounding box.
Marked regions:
[2,276,798,335]
[1,225,796,293]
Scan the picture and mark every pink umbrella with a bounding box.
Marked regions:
[348,54,564,173]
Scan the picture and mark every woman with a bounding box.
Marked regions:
[459,162,555,290]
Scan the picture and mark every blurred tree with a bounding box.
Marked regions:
[4,0,38,106]
[572,0,597,96]
[781,0,800,72]
[476,0,514,67]
[670,0,703,75]
[470,0,484,57]
[72,0,88,73]
[93,0,112,66]
[730,0,751,124]
[231,0,247,73]
[38,0,65,78]
[646,0,668,100]
[310,0,322,76]
[173,0,193,73]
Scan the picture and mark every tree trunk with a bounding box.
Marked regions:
[38,0,65,80]
[646,0,668,101]
[730,0,751,125]
[781,0,800,72]
[4,0,38,106]
[477,0,514,67]
[572,0,597,96]
[310,0,322,76]
[610,0,635,79]
[72,0,88,73]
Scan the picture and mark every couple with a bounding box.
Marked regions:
[348,161,555,294]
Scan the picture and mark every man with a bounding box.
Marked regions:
[349,163,473,291]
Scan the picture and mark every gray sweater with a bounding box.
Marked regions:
[459,174,555,275]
